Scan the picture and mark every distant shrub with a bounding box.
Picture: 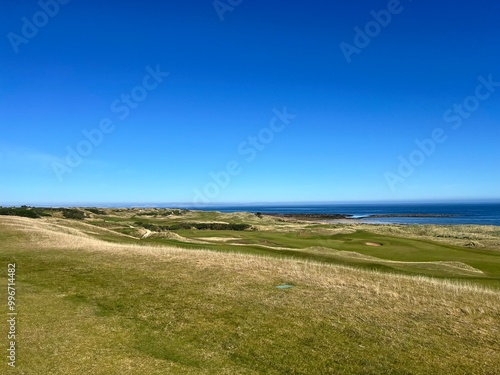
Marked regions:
[135,211,158,216]
[62,209,85,220]
[0,207,42,219]
[166,222,251,231]
[86,208,106,215]
[154,209,188,216]
[134,221,252,232]
[206,223,251,231]
[174,209,187,215]
[142,223,159,231]
[166,223,193,230]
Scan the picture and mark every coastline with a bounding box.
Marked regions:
[216,203,500,226]
[264,213,458,226]
[2,202,500,226]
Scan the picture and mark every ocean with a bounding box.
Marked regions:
[185,202,500,226]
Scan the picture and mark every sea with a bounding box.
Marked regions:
[178,202,500,226]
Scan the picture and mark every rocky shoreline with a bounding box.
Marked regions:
[265,213,350,220]
[365,213,456,218]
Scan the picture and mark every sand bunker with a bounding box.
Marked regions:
[365,242,383,247]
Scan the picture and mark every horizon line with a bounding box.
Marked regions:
[2,198,500,208]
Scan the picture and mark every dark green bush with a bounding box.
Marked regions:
[134,221,252,232]
[62,209,85,220]
[86,208,106,215]
[0,207,41,219]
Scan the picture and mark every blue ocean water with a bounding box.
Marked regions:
[184,202,500,226]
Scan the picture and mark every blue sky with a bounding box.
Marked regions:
[1,0,500,205]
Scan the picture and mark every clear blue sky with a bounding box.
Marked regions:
[1,0,500,205]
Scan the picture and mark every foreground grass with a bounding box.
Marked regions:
[1,216,500,374]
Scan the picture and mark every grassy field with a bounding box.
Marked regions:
[1,209,500,374]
